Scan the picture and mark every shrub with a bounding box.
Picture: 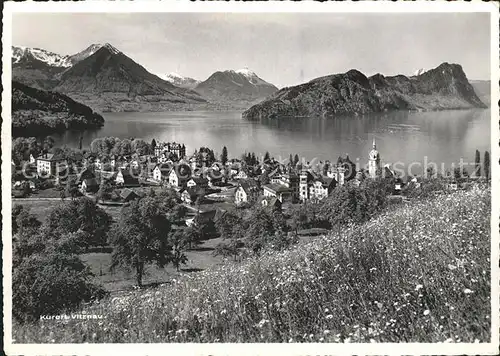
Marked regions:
[45,197,112,248]
[13,251,106,322]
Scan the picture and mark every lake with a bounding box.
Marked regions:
[53,109,491,176]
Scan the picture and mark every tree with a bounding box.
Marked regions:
[168,230,189,272]
[242,206,286,255]
[294,154,300,167]
[12,137,41,165]
[151,138,157,151]
[251,152,257,166]
[109,193,182,287]
[46,197,112,248]
[213,239,241,261]
[474,149,481,177]
[65,175,80,200]
[42,136,55,154]
[182,225,203,249]
[15,209,41,236]
[131,139,150,156]
[484,151,490,180]
[13,251,105,322]
[264,151,271,163]
[96,179,114,203]
[453,166,469,182]
[221,146,228,166]
[215,211,241,241]
[259,170,270,185]
[426,165,437,179]
[12,205,41,236]
[320,179,390,233]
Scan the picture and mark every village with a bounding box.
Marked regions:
[12,137,415,220]
[12,135,478,228]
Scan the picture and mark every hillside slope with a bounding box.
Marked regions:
[242,63,486,120]
[12,46,70,90]
[196,69,278,107]
[12,81,105,137]
[53,44,206,112]
[470,80,491,106]
[13,187,490,343]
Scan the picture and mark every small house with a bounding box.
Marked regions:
[187,177,209,189]
[153,163,172,182]
[120,188,141,202]
[36,152,67,177]
[180,187,206,205]
[234,180,260,205]
[262,183,293,203]
[235,170,249,180]
[116,169,140,187]
[260,196,282,212]
[168,165,191,188]
[80,178,99,194]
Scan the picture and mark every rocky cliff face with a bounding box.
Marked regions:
[242,63,486,120]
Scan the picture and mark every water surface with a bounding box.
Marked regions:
[53,109,491,175]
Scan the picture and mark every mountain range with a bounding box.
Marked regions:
[242,63,487,120]
[12,44,489,117]
[11,44,278,111]
[160,72,201,89]
[195,68,279,107]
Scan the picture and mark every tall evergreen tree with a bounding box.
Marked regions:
[294,154,300,166]
[151,139,157,151]
[264,151,271,163]
[484,151,490,180]
[251,152,257,166]
[475,149,481,177]
[221,146,228,166]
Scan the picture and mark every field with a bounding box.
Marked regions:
[12,186,491,343]
[81,238,226,292]
[13,199,124,224]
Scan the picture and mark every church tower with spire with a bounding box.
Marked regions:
[368,137,380,179]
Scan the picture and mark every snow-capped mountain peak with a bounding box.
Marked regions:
[102,43,121,55]
[67,43,122,64]
[234,67,268,86]
[165,72,184,80]
[12,46,73,67]
[414,68,426,76]
[236,67,257,78]
[160,72,201,89]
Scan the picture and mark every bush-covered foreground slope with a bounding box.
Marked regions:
[13,187,490,343]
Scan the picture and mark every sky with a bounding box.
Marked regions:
[12,12,491,88]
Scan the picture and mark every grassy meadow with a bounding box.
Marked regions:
[12,186,491,343]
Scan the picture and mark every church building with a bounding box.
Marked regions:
[368,137,381,179]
